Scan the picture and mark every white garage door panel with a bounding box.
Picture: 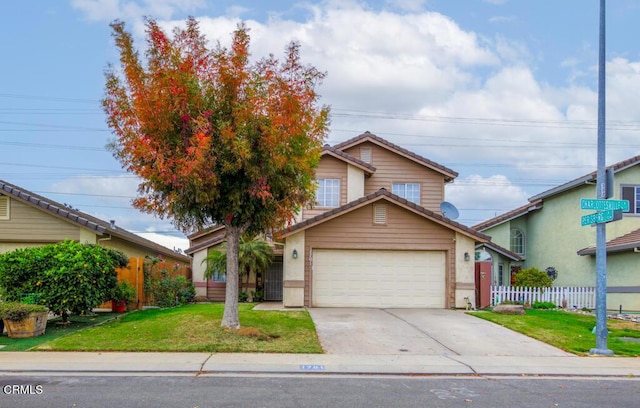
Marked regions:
[312,249,446,308]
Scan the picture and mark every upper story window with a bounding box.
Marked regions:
[0,196,9,220]
[510,228,525,257]
[392,183,420,204]
[621,185,640,214]
[317,179,340,207]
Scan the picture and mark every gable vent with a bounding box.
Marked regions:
[361,147,372,164]
[373,204,387,225]
[0,196,9,220]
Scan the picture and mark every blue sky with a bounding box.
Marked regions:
[1,0,640,251]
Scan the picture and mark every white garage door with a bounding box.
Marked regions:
[312,249,446,308]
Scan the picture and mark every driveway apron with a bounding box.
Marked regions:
[308,308,572,357]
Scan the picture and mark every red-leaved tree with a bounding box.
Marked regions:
[103,18,329,328]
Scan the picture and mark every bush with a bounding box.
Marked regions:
[143,256,194,307]
[0,302,48,321]
[0,240,125,323]
[533,301,557,309]
[112,280,136,303]
[512,267,554,288]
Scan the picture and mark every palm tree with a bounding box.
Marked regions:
[202,234,273,301]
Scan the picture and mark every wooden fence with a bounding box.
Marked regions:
[99,257,191,309]
[491,286,596,309]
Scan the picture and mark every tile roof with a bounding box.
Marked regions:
[322,145,377,174]
[475,154,640,231]
[332,131,458,181]
[530,154,640,202]
[477,241,523,262]
[0,179,190,262]
[185,234,226,255]
[280,188,490,242]
[472,199,543,231]
[577,227,640,256]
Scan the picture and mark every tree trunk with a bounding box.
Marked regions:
[221,225,241,329]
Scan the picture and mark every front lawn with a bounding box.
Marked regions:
[35,303,323,353]
[1,312,118,351]
[470,309,640,356]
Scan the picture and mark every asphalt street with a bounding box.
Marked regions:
[1,375,639,408]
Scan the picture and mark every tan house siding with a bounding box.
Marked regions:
[343,142,445,213]
[303,156,348,221]
[0,197,80,244]
[302,202,455,307]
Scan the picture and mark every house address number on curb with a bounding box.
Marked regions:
[299,365,325,371]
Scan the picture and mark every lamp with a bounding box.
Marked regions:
[464,252,470,262]
[292,249,298,259]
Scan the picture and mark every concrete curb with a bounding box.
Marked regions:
[0,352,638,377]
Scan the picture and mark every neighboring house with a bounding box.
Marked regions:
[188,131,490,308]
[0,179,191,269]
[473,155,640,311]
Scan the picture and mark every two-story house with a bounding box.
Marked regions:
[188,132,490,309]
[474,155,640,311]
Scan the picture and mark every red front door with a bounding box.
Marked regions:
[475,261,492,308]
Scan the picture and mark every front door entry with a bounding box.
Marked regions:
[264,260,283,301]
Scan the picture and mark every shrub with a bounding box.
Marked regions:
[533,301,557,309]
[0,302,48,321]
[512,267,554,288]
[0,240,125,323]
[112,280,136,303]
[143,257,195,308]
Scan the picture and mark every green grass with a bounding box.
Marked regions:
[34,303,323,353]
[470,309,640,356]
[0,312,119,351]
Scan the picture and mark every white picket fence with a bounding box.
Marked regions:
[491,286,596,309]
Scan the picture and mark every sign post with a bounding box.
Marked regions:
[590,0,613,356]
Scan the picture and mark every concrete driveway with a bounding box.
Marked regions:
[308,308,573,357]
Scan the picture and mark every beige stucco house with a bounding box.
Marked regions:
[188,132,490,308]
[0,179,190,268]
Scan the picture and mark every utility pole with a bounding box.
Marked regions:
[590,0,613,356]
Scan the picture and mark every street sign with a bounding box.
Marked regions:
[580,198,629,211]
[581,209,623,226]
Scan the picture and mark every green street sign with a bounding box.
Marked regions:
[581,209,623,226]
[580,198,629,211]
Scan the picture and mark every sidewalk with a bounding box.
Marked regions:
[0,351,638,377]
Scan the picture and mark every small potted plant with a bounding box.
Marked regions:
[111,281,136,313]
[0,302,49,338]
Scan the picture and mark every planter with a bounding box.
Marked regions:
[2,311,48,338]
[111,300,127,313]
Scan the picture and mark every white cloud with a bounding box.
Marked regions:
[446,174,529,225]
[136,232,189,253]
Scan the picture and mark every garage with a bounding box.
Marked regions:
[311,249,446,308]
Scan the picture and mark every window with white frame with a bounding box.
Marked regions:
[510,228,525,257]
[621,185,640,214]
[392,183,420,204]
[316,179,340,207]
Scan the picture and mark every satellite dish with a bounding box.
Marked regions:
[440,201,459,220]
